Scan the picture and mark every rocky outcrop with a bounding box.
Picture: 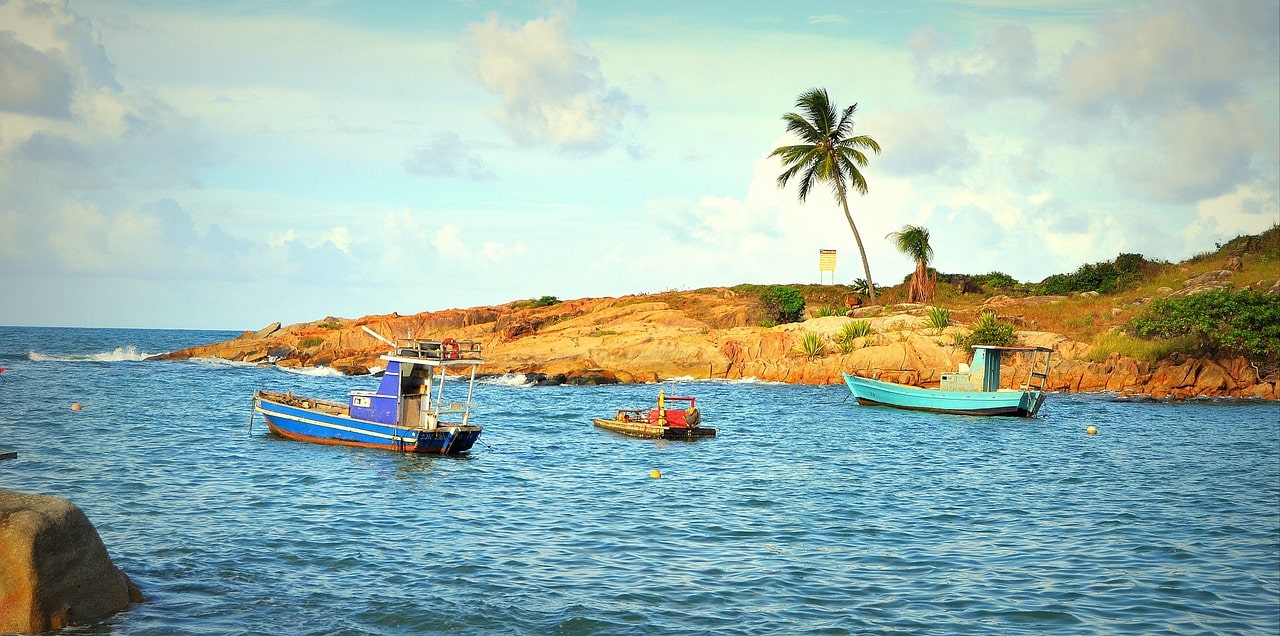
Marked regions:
[157,285,1277,400]
[0,490,143,634]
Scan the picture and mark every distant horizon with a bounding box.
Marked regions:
[3,0,1276,330]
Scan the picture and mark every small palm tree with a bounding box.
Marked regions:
[888,224,936,303]
[771,88,882,305]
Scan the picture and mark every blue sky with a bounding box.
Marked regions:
[1,0,1276,330]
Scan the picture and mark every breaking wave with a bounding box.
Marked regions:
[28,346,154,362]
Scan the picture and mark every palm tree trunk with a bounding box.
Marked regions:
[835,180,876,305]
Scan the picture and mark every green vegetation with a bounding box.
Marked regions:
[1036,253,1162,296]
[316,320,343,330]
[589,329,620,337]
[833,320,873,353]
[745,285,805,325]
[794,332,828,359]
[1086,332,1198,363]
[927,306,951,332]
[298,336,325,349]
[964,312,1017,347]
[514,295,562,309]
[814,305,842,318]
[850,278,882,301]
[771,88,882,304]
[1127,289,1280,368]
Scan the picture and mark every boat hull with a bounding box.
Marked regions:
[592,418,716,440]
[254,395,481,454]
[843,373,1044,417]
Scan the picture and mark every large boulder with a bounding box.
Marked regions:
[0,489,142,633]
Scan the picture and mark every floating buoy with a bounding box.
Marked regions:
[70,403,82,411]
[649,469,662,479]
[1086,425,1097,435]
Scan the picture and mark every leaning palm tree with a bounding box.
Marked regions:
[770,88,882,304]
[888,224,936,303]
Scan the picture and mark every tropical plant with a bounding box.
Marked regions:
[770,88,882,304]
[794,332,828,359]
[964,311,1017,347]
[850,278,882,301]
[814,305,842,318]
[927,306,951,333]
[887,224,936,303]
[833,320,873,353]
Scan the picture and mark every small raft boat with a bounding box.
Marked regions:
[252,332,484,454]
[593,389,716,439]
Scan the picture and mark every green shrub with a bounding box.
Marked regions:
[1038,256,1147,296]
[794,332,828,359]
[531,295,560,307]
[1127,289,1280,365]
[759,285,806,324]
[298,336,325,348]
[964,312,1017,347]
[316,320,343,330]
[814,305,842,318]
[927,306,951,332]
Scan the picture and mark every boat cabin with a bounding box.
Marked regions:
[940,345,1052,392]
[347,339,483,430]
[647,395,700,428]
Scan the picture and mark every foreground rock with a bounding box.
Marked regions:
[0,489,142,633]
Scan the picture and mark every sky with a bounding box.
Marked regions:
[1,0,1277,330]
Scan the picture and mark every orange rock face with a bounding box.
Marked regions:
[157,290,1276,400]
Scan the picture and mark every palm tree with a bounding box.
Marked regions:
[770,88,882,304]
[888,224,935,303]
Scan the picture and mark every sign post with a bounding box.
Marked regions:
[818,249,837,284]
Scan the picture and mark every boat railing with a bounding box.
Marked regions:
[1015,347,1054,392]
[391,338,483,362]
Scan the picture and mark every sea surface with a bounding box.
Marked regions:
[0,326,1277,635]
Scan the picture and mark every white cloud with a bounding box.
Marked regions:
[403,132,495,179]
[459,11,641,152]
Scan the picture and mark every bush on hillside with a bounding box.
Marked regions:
[1127,289,1280,367]
[1039,259,1142,295]
[964,312,1017,347]
[759,285,806,324]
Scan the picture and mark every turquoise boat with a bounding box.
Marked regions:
[842,345,1053,417]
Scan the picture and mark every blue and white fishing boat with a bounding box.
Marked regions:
[253,331,484,454]
[842,345,1053,417]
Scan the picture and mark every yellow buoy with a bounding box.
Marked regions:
[649,469,662,479]
[70,403,82,411]
[1086,425,1097,435]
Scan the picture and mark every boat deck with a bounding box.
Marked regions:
[256,390,348,416]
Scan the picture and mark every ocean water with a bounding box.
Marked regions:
[0,326,1277,636]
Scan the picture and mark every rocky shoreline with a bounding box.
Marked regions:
[155,288,1277,401]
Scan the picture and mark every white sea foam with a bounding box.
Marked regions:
[28,346,153,363]
[188,356,261,368]
[274,365,347,377]
[480,373,536,387]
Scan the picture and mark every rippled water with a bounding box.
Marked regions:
[1,327,1277,635]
